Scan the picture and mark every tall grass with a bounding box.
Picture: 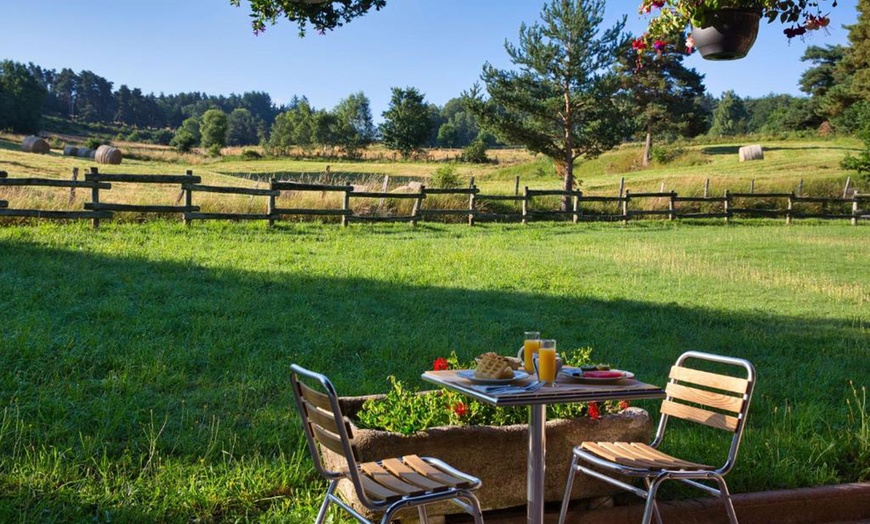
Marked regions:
[0,220,867,521]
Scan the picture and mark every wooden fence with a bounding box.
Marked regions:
[0,168,867,227]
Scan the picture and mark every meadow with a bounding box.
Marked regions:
[0,218,867,522]
[0,135,868,521]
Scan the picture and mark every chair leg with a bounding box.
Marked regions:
[641,477,666,524]
[558,454,580,524]
[463,493,485,524]
[417,505,430,524]
[715,475,739,524]
[315,481,337,524]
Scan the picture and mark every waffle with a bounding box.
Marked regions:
[474,352,514,379]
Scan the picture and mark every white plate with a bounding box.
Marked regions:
[457,369,530,385]
[560,367,634,384]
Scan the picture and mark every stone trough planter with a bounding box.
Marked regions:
[322,392,653,521]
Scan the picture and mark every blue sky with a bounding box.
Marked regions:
[0,0,857,122]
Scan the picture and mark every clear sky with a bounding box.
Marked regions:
[0,0,857,122]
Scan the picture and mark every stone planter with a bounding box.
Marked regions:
[323,393,653,521]
[692,8,762,61]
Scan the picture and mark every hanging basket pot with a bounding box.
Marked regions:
[691,8,762,61]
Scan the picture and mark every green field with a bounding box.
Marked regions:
[0,219,867,522]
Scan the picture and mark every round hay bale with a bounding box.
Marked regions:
[21,136,50,154]
[95,145,122,165]
[738,144,763,162]
[76,148,93,158]
[63,145,79,156]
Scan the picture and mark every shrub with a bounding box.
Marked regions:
[241,149,262,160]
[84,137,102,150]
[461,138,489,163]
[126,130,141,142]
[650,145,685,164]
[429,165,463,189]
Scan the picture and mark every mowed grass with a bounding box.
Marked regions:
[0,219,867,522]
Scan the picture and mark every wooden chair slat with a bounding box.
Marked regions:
[595,442,660,468]
[311,422,350,457]
[303,399,348,437]
[297,381,334,411]
[666,382,745,414]
[669,365,749,394]
[661,399,739,432]
[381,458,447,492]
[402,455,471,488]
[360,462,427,496]
[619,442,711,470]
[358,471,403,502]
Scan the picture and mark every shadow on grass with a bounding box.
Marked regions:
[0,239,866,519]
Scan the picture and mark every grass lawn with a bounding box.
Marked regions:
[0,219,867,522]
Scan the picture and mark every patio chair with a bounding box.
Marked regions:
[291,364,485,524]
[558,351,756,524]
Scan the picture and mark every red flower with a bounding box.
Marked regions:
[653,40,667,52]
[632,37,648,52]
[588,401,600,420]
[453,402,467,417]
[619,400,631,411]
[433,357,449,371]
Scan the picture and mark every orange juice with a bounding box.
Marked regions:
[523,338,541,373]
[538,347,557,384]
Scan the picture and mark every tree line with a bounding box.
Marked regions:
[1,0,868,175]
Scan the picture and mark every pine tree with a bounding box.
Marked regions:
[465,0,629,207]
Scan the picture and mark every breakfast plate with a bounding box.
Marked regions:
[457,369,530,385]
[560,367,634,384]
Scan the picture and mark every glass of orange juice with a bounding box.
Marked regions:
[536,339,557,385]
[523,332,541,373]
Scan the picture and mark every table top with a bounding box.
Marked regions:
[422,369,665,407]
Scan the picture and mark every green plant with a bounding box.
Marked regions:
[846,381,870,481]
[241,149,262,160]
[650,145,685,164]
[636,0,835,54]
[356,349,627,435]
[429,165,463,189]
[461,137,489,164]
[84,137,102,150]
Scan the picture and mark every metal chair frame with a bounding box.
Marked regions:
[291,364,484,524]
[558,351,756,524]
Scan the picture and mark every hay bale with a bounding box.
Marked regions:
[95,145,122,165]
[21,136,50,154]
[739,144,763,162]
[76,148,94,159]
[63,145,79,156]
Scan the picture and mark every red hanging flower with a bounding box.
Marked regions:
[588,401,600,420]
[433,357,449,371]
[453,402,467,417]
[653,39,667,52]
[632,37,648,52]
[619,400,631,411]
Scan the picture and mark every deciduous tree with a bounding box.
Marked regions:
[333,92,375,158]
[230,0,386,35]
[200,108,229,154]
[465,0,629,207]
[381,87,431,159]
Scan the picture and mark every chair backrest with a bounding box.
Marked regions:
[290,364,377,505]
[652,351,756,473]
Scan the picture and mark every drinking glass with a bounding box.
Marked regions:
[523,332,541,373]
[537,339,557,385]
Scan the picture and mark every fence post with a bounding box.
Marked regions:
[750,179,755,194]
[622,189,630,225]
[268,178,276,228]
[844,177,852,198]
[522,186,529,225]
[704,178,710,198]
[515,176,520,196]
[411,185,424,227]
[342,188,351,227]
[724,189,730,224]
[572,191,580,224]
[183,170,193,226]
[797,179,804,197]
[669,191,676,221]
[786,193,794,225]
[69,167,79,205]
[90,167,100,229]
[468,177,476,227]
[853,192,860,226]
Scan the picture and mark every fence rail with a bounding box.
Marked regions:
[0,169,865,228]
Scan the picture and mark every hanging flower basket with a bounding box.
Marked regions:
[691,8,762,61]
